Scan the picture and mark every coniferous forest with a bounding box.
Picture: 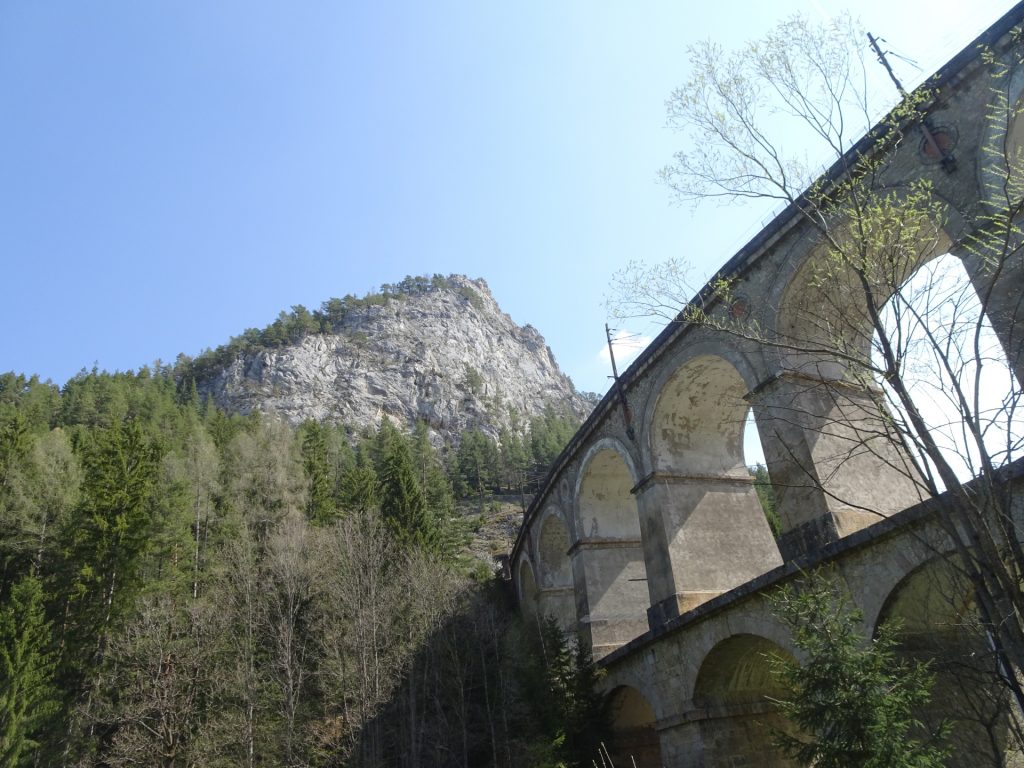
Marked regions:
[0,369,599,768]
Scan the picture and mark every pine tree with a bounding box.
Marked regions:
[410,422,455,520]
[58,418,160,688]
[528,407,578,468]
[0,575,58,768]
[338,460,379,515]
[497,427,529,493]
[0,411,29,500]
[525,617,607,767]
[769,572,948,768]
[454,430,498,500]
[299,421,337,524]
[378,424,436,551]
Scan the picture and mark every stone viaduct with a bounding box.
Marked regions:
[511,6,1024,767]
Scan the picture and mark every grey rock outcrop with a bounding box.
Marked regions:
[197,276,594,443]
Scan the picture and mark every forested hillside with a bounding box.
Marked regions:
[0,369,599,768]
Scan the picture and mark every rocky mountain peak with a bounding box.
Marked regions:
[191,274,594,443]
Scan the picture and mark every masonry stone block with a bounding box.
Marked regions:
[752,373,924,558]
[637,472,782,626]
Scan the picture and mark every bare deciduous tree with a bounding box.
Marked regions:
[263,512,318,767]
[95,595,223,768]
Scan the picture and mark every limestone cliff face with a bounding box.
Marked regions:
[198,277,594,442]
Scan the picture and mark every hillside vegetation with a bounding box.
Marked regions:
[0,369,599,768]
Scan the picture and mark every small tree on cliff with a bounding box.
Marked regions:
[610,14,1024,707]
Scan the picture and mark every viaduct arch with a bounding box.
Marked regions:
[511,7,1024,767]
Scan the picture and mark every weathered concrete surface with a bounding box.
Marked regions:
[512,6,1024,766]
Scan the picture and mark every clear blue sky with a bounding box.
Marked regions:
[1,0,1016,395]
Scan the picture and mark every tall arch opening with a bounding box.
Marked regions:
[605,686,662,768]
[535,510,576,634]
[878,558,1023,766]
[575,445,649,657]
[639,354,781,623]
[744,412,781,540]
[766,203,959,556]
[773,209,1021,600]
[872,251,1021,486]
[691,634,795,768]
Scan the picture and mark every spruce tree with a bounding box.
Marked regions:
[378,424,436,551]
[338,457,379,514]
[299,421,336,524]
[58,418,160,686]
[769,572,948,768]
[525,617,607,767]
[0,575,58,768]
[410,421,454,519]
[454,430,498,499]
